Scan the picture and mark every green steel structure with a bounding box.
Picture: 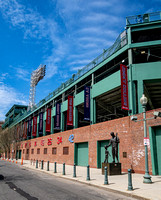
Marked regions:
[3,11,161,143]
[2,105,27,129]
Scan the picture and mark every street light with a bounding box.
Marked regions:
[140,94,152,184]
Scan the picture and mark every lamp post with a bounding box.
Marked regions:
[140,94,152,184]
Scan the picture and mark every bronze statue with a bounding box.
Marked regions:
[104,145,110,163]
[107,132,120,163]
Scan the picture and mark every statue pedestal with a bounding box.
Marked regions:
[102,163,121,175]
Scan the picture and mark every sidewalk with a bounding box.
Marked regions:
[3,159,161,200]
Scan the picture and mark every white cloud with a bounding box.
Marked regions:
[16,68,30,81]
[0,83,28,120]
[0,0,48,39]
[0,0,125,85]
[0,73,9,83]
[0,0,61,80]
[69,59,92,66]
[70,66,84,71]
[90,1,113,8]
[9,66,30,81]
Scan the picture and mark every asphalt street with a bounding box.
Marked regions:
[0,160,137,200]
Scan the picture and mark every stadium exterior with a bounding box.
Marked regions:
[2,11,161,175]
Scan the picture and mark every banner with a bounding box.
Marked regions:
[55,103,61,129]
[46,108,51,132]
[38,112,43,136]
[67,96,73,126]
[32,116,37,137]
[28,120,32,138]
[84,86,90,121]
[120,64,129,110]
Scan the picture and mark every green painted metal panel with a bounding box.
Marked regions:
[129,40,161,49]
[132,62,161,113]
[97,141,100,168]
[149,127,157,175]
[150,126,161,175]
[74,106,78,129]
[92,71,121,98]
[61,100,67,112]
[44,111,46,120]
[76,142,88,166]
[19,150,22,159]
[16,150,18,160]
[132,62,161,81]
[43,120,46,136]
[74,91,84,106]
[74,143,77,165]
[52,107,56,116]
[131,23,161,32]
[97,140,113,168]
[155,127,161,175]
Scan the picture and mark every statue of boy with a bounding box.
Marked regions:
[107,132,120,163]
[104,145,110,163]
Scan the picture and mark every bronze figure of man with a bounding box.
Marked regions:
[107,132,120,163]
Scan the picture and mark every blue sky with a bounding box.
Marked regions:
[0,0,160,120]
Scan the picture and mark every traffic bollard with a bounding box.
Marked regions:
[47,161,49,171]
[62,163,65,175]
[36,160,38,168]
[104,166,108,185]
[54,162,57,173]
[86,165,90,181]
[41,160,44,170]
[73,163,76,178]
[128,169,133,191]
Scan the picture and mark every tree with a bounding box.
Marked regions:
[0,128,12,158]
[0,123,24,159]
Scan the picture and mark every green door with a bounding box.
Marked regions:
[19,150,22,159]
[153,127,161,175]
[16,150,19,160]
[97,140,113,168]
[75,142,88,166]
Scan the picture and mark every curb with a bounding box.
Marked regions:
[19,163,150,200]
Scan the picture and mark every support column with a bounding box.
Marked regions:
[138,80,144,113]
[36,115,39,138]
[31,119,33,139]
[51,109,54,134]
[93,98,96,124]
[90,74,95,125]
[74,106,78,129]
[43,111,46,136]
[128,48,135,115]
[127,27,135,115]
[61,105,64,132]
[74,85,78,129]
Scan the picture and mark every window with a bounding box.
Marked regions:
[37,148,40,154]
[52,147,57,155]
[123,152,127,158]
[23,149,25,154]
[63,147,69,155]
[26,149,29,154]
[44,148,47,154]
[31,149,34,154]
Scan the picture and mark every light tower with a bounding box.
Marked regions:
[28,64,46,110]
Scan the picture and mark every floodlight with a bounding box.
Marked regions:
[131,116,138,121]
[154,111,161,119]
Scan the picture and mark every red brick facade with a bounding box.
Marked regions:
[19,109,161,174]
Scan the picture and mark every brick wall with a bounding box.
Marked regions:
[20,109,161,174]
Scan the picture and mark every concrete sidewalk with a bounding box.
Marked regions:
[3,159,161,200]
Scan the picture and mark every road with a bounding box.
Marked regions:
[0,160,136,200]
